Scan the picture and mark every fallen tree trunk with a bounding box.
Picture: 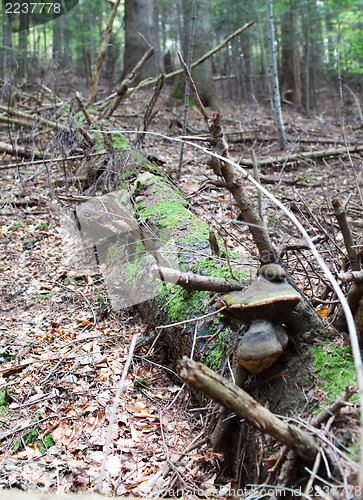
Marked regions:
[65,132,334,484]
[239,143,363,167]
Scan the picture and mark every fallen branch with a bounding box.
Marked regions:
[0,151,103,170]
[0,104,93,144]
[0,140,51,159]
[178,357,319,463]
[150,265,246,292]
[106,45,155,117]
[88,0,123,105]
[178,52,277,264]
[126,21,255,97]
[238,143,363,167]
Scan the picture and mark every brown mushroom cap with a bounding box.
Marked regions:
[220,276,301,322]
[259,263,287,282]
[236,320,289,373]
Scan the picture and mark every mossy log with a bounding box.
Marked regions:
[70,135,341,484]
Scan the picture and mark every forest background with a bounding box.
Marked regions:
[1,0,362,113]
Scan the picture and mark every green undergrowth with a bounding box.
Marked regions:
[12,413,55,454]
[312,341,358,407]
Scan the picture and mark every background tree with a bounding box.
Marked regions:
[183,0,218,107]
[122,0,155,81]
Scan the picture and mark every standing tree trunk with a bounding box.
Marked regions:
[280,8,295,104]
[52,18,62,63]
[1,18,13,79]
[18,27,28,79]
[182,0,218,107]
[266,0,286,149]
[122,0,155,81]
[62,14,71,67]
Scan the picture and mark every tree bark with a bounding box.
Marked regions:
[122,0,155,82]
[182,0,218,107]
[266,0,286,149]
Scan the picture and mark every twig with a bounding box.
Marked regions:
[174,63,277,264]
[134,73,164,146]
[155,307,227,330]
[250,148,263,220]
[95,334,138,493]
[126,22,256,96]
[238,143,363,167]
[0,140,51,159]
[0,151,103,170]
[88,0,123,105]
[312,386,356,427]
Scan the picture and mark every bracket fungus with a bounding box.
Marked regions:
[216,264,301,373]
[235,320,289,373]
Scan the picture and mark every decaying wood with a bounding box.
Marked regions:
[339,270,363,283]
[178,357,319,463]
[150,265,247,292]
[238,143,363,167]
[106,46,155,117]
[0,140,51,159]
[332,198,361,272]
[0,104,92,144]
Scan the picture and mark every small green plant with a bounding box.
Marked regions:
[7,223,21,230]
[35,222,50,230]
[313,342,357,406]
[0,389,11,419]
[12,413,47,454]
[134,378,149,391]
[1,349,16,362]
[299,172,311,183]
[39,434,55,453]
[267,215,281,226]
[33,293,53,302]
[13,428,39,453]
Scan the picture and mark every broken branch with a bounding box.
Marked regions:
[150,265,246,292]
[178,357,319,463]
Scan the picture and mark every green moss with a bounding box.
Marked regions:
[205,328,229,370]
[312,341,357,406]
[160,284,209,324]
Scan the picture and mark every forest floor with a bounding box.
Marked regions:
[0,77,362,496]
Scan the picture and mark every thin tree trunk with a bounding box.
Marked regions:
[88,0,123,105]
[266,0,286,149]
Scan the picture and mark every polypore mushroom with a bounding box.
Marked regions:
[216,264,301,373]
[219,274,301,322]
[235,320,288,373]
